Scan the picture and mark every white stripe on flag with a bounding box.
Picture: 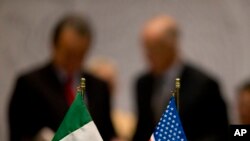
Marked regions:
[150,134,155,141]
[60,121,103,141]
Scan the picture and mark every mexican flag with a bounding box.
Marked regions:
[52,92,103,141]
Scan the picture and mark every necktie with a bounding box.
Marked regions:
[64,76,75,106]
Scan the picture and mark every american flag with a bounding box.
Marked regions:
[150,96,187,141]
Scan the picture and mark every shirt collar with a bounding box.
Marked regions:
[52,65,81,84]
[162,60,184,84]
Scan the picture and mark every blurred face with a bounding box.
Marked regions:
[94,64,117,93]
[238,90,250,124]
[142,17,179,76]
[53,27,90,75]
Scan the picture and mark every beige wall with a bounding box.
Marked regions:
[1,0,250,140]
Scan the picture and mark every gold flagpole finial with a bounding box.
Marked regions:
[176,78,180,89]
[175,78,181,111]
[80,78,86,95]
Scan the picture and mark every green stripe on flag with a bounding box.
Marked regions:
[52,92,92,141]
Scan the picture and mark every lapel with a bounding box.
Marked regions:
[143,73,156,114]
[179,65,193,117]
[40,63,69,125]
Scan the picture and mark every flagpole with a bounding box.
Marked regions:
[80,77,86,96]
[175,78,180,112]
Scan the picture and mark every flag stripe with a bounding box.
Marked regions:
[60,121,102,141]
[150,135,155,141]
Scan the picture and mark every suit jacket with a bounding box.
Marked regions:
[133,64,229,141]
[9,63,116,141]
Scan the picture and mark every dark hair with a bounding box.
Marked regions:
[52,14,92,46]
[238,81,250,93]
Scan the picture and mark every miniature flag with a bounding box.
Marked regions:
[150,96,187,141]
[52,92,103,141]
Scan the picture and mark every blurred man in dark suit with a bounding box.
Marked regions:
[133,15,229,141]
[9,15,116,141]
[238,81,250,124]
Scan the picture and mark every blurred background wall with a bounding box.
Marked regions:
[0,0,250,140]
